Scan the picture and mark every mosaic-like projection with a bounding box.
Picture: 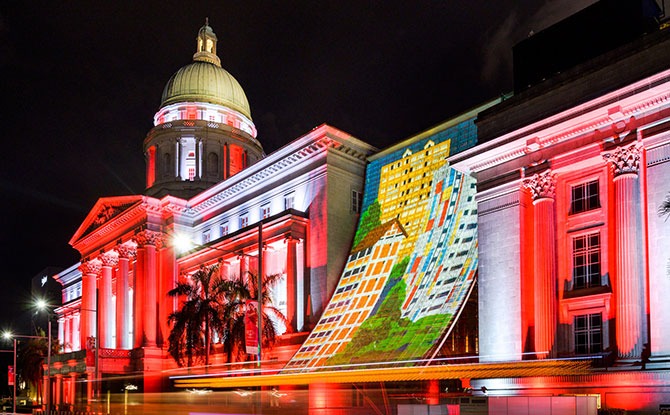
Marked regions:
[286,118,479,370]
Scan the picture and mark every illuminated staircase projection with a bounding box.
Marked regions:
[286,118,479,371]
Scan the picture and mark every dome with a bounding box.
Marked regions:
[159,20,252,120]
[160,62,252,119]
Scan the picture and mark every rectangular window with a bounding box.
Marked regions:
[574,313,602,354]
[261,204,271,219]
[220,222,229,236]
[570,180,600,214]
[239,213,249,228]
[352,190,363,214]
[202,229,211,243]
[284,193,295,210]
[573,232,601,289]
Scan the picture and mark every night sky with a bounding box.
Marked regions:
[0,1,596,339]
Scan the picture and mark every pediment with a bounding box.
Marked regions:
[70,195,144,244]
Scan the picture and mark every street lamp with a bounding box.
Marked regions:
[35,299,52,415]
[2,330,47,415]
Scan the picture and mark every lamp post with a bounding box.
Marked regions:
[35,299,52,415]
[2,331,48,415]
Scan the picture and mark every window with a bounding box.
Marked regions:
[220,222,229,236]
[284,193,295,210]
[574,313,602,354]
[239,213,249,228]
[573,232,601,289]
[570,180,600,214]
[261,204,271,219]
[202,229,211,243]
[352,190,363,214]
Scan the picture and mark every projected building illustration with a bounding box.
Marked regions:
[287,119,480,370]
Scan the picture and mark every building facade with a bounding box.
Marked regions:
[44,3,670,413]
[451,17,670,412]
[50,21,375,403]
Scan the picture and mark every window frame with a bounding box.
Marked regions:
[571,231,602,290]
[569,179,600,215]
[574,312,603,355]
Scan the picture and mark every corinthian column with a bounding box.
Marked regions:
[117,243,136,349]
[525,170,558,359]
[604,144,646,359]
[133,230,164,347]
[78,259,101,351]
[99,251,118,349]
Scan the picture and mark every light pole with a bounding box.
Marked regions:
[36,299,52,415]
[2,331,48,415]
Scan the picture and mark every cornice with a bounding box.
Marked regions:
[451,69,670,173]
[185,125,376,216]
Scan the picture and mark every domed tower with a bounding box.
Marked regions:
[144,19,264,199]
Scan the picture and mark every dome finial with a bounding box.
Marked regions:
[194,19,221,67]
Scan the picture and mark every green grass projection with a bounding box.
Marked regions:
[326,257,452,366]
[352,199,382,249]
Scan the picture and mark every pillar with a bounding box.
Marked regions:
[133,229,163,347]
[525,171,558,359]
[58,317,65,352]
[195,137,201,179]
[78,260,101,351]
[54,374,62,406]
[73,314,81,351]
[117,244,136,349]
[99,251,118,349]
[240,255,249,282]
[176,138,183,180]
[286,236,298,331]
[604,144,646,359]
[223,142,228,180]
[69,373,77,406]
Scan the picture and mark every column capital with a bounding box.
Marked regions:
[524,170,556,201]
[133,229,165,248]
[603,144,641,177]
[99,251,119,268]
[79,259,102,275]
[116,243,137,259]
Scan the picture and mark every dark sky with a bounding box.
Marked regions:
[0,1,595,337]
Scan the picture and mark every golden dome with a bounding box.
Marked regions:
[159,21,252,119]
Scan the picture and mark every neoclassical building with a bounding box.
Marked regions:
[50,21,376,402]
[450,14,670,411]
[45,3,670,413]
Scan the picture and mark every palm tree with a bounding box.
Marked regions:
[218,271,289,363]
[659,192,670,220]
[167,263,226,368]
[17,328,59,406]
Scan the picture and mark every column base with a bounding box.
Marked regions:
[613,357,644,369]
[645,354,670,370]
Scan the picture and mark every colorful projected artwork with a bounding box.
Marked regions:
[286,119,479,371]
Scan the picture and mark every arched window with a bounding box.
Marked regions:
[163,153,172,177]
[207,152,219,177]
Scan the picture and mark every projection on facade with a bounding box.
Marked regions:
[286,118,479,370]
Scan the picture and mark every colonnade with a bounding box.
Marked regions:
[523,143,646,360]
[73,229,167,352]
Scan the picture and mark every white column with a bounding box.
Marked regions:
[99,251,119,349]
[78,260,101,351]
[117,243,136,349]
[525,171,557,359]
[604,144,646,359]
